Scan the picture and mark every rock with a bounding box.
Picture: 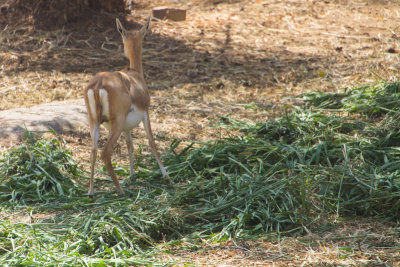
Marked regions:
[0,99,88,146]
[152,7,186,21]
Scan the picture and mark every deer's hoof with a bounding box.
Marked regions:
[117,190,126,196]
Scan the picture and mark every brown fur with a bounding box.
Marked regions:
[84,17,167,197]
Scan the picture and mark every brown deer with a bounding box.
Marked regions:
[84,17,167,197]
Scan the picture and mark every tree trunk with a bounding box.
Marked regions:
[1,0,126,29]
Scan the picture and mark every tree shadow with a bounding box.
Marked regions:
[0,9,328,101]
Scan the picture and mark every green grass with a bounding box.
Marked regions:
[2,81,400,265]
[0,131,84,203]
[301,81,400,116]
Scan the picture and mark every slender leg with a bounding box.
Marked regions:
[125,131,135,179]
[143,111,168,178]
[101,117,126,195]
[88,124,100,198]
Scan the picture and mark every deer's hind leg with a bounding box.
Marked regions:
[101,116,126,195]
[88,124,100,198]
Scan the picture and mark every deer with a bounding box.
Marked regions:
[83,17,167,198]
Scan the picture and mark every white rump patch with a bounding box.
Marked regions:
[87,89,97,122]
[99,89,110,122]
[124,104,145,131]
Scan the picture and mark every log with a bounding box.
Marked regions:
[152,7,186,21]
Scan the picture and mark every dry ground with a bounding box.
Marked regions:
[1,0,400,265]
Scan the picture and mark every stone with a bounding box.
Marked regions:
[0,99,88,146]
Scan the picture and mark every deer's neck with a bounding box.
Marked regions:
[128,46,143,77]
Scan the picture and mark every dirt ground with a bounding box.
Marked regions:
[1,0,400,265]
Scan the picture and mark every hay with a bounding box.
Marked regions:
[1,0,400,151]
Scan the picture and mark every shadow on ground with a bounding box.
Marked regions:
[0,8,327,94]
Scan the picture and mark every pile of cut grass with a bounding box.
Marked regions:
[1,81,400,265]
[301,81,400,116]
[0,131,84,203]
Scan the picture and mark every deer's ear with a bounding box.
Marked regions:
[140,16,151,38]
[116,18,126,37]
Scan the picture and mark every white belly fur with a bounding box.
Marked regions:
[123,105,145,131]
[101,103,144,131]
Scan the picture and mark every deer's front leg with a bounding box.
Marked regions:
[125,131,135,180]
[143,111,168,178]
